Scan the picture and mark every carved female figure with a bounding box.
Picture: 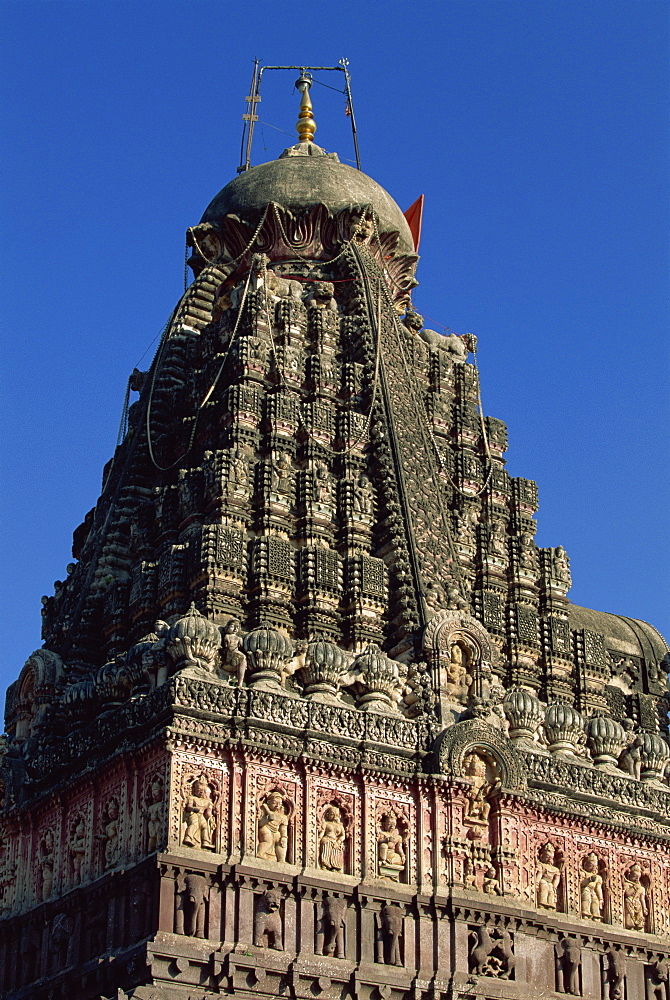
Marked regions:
[182,775,215,851]
[448,640,472,685]
[257,790,292,863]
[318,805,345,872]
[537,842,561,910]
[100,798,120,868]
[579,852,604,919]
[221,619,247,686]
[146,777,164,853]
[38,830,55,901]
[623,863,648,931]
[70,817,86,883]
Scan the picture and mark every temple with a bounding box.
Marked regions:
[2,73,669,1000]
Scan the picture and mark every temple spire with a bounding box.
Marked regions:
[295,72,316,143]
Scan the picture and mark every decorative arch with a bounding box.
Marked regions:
[7,649,64,742]
[433,719,527,791]
[423,610,496,666]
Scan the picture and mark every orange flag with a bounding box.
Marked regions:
[403,195,424,252]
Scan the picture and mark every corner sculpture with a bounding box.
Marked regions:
[1,71,668,1000]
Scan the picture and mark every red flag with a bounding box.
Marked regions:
[403,194,424,252]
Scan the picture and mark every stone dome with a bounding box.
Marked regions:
[200,148,415,254]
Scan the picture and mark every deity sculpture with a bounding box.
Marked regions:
[447,640,473,686]
[146,777,164,853]
[351,474,373,516]
[537,842,561,910]
[182,775,216,851]
[257,790,293,863]
[318,805,346,872]
[619,721,643,780]
[220,618,247,686]
[69,817,86,883]
[463,752,493,825]
[38,830,55,901]
[377,811,406,879]
[623,863,648,931]
[579,852,604,919]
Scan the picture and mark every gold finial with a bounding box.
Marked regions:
[295,73,316,143]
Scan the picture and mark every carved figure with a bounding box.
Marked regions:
[253,888,283,950]
[556,937,582,996]
[483,864,501,895]
[619,721,643,779]
[175,873,207,938]
[380,901,403,966]
[463,752,492,824]
[38,830,55,901]
[264,267,303,305]
[605,948,627,1000]
[647,958,670,1000]
[69,817,86,883]
[377,812,406,878]
[317,893,346,958]
[623,863,648,931]
[257,790,292,863]
[351,209,375,243]
[99,798,120,868]
[579,852,604,919]
[351,474,373,516]
[470,924,495,975]
[537,842,561,910]
[318,805,345,872]
[497,927,515,979]
[305,280,337,311]
[221,618,247,686]
[49,912,74,972]
[20,924,41,983]
[551,545,571,588]
[448,640,472,685]
[146,777,164,853]
[182,775,215,850]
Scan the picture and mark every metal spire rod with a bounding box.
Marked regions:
[237,60,362,174]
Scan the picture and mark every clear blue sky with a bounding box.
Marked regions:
[1,0,668,697]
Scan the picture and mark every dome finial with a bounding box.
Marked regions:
[295,72,316,143]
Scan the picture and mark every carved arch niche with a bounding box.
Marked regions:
[423,610,496,710]
[6,650,64,743]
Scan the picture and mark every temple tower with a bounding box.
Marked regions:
[1,74,669,1000]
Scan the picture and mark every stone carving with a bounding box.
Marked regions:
[544,703,585,755]
[646,958,670,1000]
[316,893,346,958]
[304,280,337,311]
[405,310,468,363]
[182,774,216,850]
[347,644,405,713]
[377,810,406,880]
[257,788,294,863]
[175,873,207,937]
[623,862,648,931]
[220,618,247,685]
[619,720,644,779]
[243,627,294,688]
[49,912,74,972]
[604,948,627,1000]
[69,815,86,884]
[483,863,501,895]
[378,901,403,966]
[253,888,283,950]
[537,842,562,911]
[556,937,581,995]
[318,804,346,872]
[38,830,55,901]
[166,604,222,673]
[145,776,164,853]
[579,852,604,919]
[462,751,497,833]
[503,688,544,740]
[585,717,627,767]
[468,923,515,978]
[98,797,120,868]
[550,545,571,589]
[20,923,41,984]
